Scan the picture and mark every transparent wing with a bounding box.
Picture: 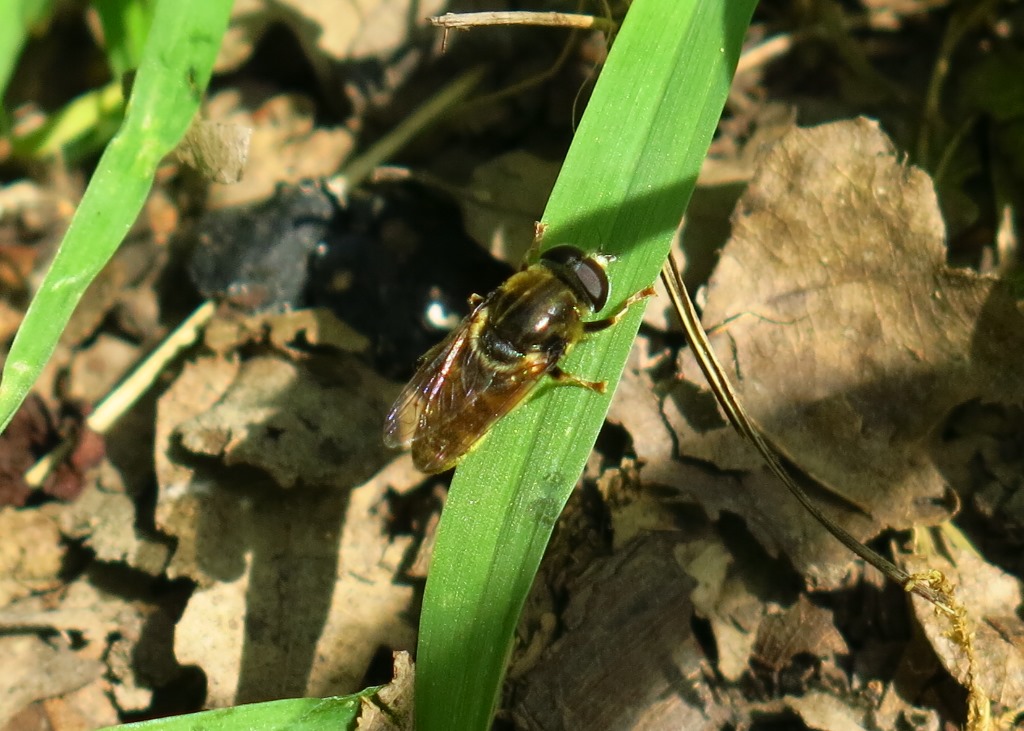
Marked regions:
[384,324,549,473]
[383,326,474,449]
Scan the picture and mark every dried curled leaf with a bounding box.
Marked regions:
[661,118,1024,588]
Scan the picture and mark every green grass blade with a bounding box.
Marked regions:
[0,0,231,434]
[415,0,756,728]
[8,1,156,161]
[98,693,370,731]
[93,0,156,79]
[9,80,125,159]
[0,0,53,103]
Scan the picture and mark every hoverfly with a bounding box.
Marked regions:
[384,245,653,473]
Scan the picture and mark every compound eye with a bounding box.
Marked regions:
[573,256,609,311]
[541,245,584,267]
[541,245,610,310]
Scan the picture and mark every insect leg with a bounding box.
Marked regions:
[549,366,607,394]
[519,222,549,269]
[583,285,656,333]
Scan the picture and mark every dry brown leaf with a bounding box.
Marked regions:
[173,472,415,705]
[597,463,678,552]
[202,308,369,361]
[0,579,168,716]
[217,0,446,73]
[931,401,1024,581]
[66,333,141,405]
[662,117,1024,587]
[752,594,848,675]
[0,395,61,507]
[751,691,871,731]
[154,354,241,582]
[870,683,941,730]
[176,118,252,184]
[67,583,159,714]
[513,534,706,730]
[679,532,772,681]
[154,351,399,585]
[157,351,413,704]
[0,507,64,606]
[0,636,103,728]
[62,241,163,348]
[36,682,119,731]
[201,91,355,209]
[175,355,392,489]
[607,349,675,472]
[358,651,414,731]
[0,181,73,299]
[59,461,170,576]
[264,308,370,355]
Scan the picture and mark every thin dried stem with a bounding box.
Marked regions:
[660,253,955,616]
[24,300,216,488]
[430,11,615,33]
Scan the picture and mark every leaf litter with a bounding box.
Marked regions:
[6,3,1024,729]
[624,118,1024,728]
[659,118,1024,584]
[151,315,416,705]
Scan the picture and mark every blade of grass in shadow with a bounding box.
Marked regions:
[415,0,756,728]
[93,0,155,79]
[0,0,231,434]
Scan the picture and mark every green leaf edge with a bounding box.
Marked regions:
[99,691,373,731]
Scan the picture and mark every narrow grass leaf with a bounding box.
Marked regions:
[415,0,757,728]
[99,694,368,731]
[0,0,53,103]
[10,80,125,159]
[0,0,231,434]
[93,0,156,79]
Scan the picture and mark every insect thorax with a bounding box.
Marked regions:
[477,268,585,366]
